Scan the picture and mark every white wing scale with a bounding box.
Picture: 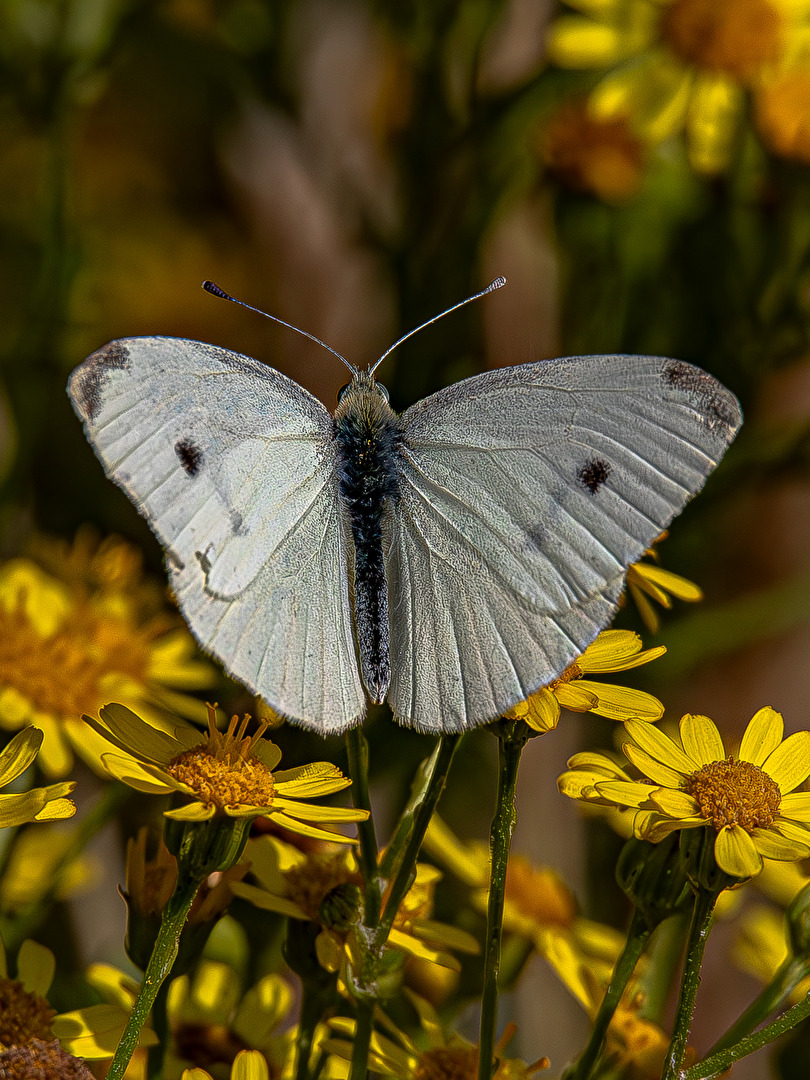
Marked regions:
[386,355,741,732]
[69,337,364,732]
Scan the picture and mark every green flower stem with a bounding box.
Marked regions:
[146,978,171,1080]
[375,734,461,950]
[704,954,810,1057]
[106,867,201,1080]
[566,909,653,1080]
[349,997,374,1080]
[662,885,722,1080]
[478,723,528,1080]
[346,726,381,925]
[683,989,810,1080]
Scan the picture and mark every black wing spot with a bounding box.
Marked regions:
[195,548,212,575]
[70,341,131,420]
[175,438,203,477]
[662,361,739,429]
[229,509,245,534]
[578,457,611,495]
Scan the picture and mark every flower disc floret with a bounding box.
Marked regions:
[167,714,276,810]
[684,757,781,830]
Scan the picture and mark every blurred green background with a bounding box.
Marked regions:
[2,0,810,1073]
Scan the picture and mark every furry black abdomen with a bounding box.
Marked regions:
[334,376,402,703]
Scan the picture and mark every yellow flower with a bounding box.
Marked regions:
[732,904,810,1003]
[755,65,810,161]
[625,537,703,633]
[0,728,75,828]
[0,537,213,778]
[0,820,98,914]
[323,995,549,1080]
[423,816,623,978]
[233,835,478,975]
[167,962,295,1079]
[547,0,810,172]
[504,630,665,733]
[0,936,155,1065]
[180,1049,277,1080]
[558,707,810,878]
[89,703,368,838]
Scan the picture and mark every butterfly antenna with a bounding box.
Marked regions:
[202,281,357,374]
[369,276,507,375]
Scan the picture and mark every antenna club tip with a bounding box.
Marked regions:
[202,280,229,299]
[488,276,507,291]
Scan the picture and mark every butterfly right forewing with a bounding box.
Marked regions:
[386,355,741,732]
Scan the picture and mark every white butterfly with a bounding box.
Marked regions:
[68,282,741,734]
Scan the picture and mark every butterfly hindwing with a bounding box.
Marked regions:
[69,337,365,732]
[386,355,741,731]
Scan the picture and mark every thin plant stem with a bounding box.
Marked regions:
[346,726,381,925]
[349,997,374,1080]
[106,869,201,1080]
[705,956,810,1056]
[375,733,460,949]
[662,886,721,1080]
[683,988,810,1079]
[146,978,171,1080]
[566,909,653,1080]
[478,725,527,1080]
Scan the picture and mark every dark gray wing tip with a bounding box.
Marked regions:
[660,360,742,436]
[68,340,132,421]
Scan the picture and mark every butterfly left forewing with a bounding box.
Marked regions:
[69,337,365,732]
[386,354,741,732]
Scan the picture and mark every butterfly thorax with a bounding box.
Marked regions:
[334,373,403,705]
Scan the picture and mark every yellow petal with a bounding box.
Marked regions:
[53,1003,158,1057]
[0,727,43,786]
[163,801,216,821]
[679,714,726,766]
[547,18,634,68]
[636,813,704,842]
[553,683,599,712]
[0,790,48,828]
[592,780,658,808]
[100,752,173,794]
[566,752,630,779]
[33,797,76,822]
[777,793,810,821]
[686,73,742,174]
[266,810,359,843]
[649,788,700,818]
[577,681,664,722]
[771,819,810,849]
[18,939,54,996]
[763,731,810,793]
[578,629,665,672]
[249,740,283,772]
[622,743,684,786]
[715,825,762,878]
[628,581,662,633]
[739,707,784,766]
[634,563,702,602]
[232,1049,271,1080]
[524,688,561,732]
[32,714,74,779]
[97,703,188,764]
[269,798,367,823]
[751,827,810,861]
[624,719,695,774]
[230,882,307,919]
[388,928,461,970]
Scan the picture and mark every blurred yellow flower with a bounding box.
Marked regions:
[233,835,478,975]
[755,66,810,161]
[0,820,97,914]
[0,534,213,777]
[732,904,810,1002]
[626,537,703,633]
[547,0,810,171]
[0,728,75,828]
[423,816,622,978]
[559,707,810,878]
[180,1048,275,1080]
[504,630,665,733]
[89,703,368,838]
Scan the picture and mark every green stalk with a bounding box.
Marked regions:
[565,909,652,1080]
[662,886,721,1080]
[478,725,527,1080]
[106,868,201,1080]
[375,734,460,950]
[705,956,810,1056]
[349,998,374,1080]
[146,978,171,1080]
[346,726,381,925]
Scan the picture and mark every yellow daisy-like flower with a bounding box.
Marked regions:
[558,707,810,878]
[233,835,478,974]
[625,538,703,634]
[547,0,810,172]
[0,728,75,828]
[89,702,369,839]
[0,540,213,778]
[324,996,549,1080]
[423,816,623,979]
[504,630,665,733]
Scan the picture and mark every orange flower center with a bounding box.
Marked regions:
[284,853,362,919]
[756,73,810,163]
[0,1037,95,1078]
[0,978,55,1046]
[168,709,275,809]
[661,0,783,80]
[504,857,577,928]
[684,758,781,830]
[543,101,644,203]
[415,1046,479,1080]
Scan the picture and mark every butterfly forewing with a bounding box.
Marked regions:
[386,355,741,731]
[69,337,365,732]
